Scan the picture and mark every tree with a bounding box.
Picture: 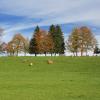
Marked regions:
[94,46,100,54]
[80,26,96,56]
[35,30,54,56]
[29,25,54,56]
[35,30,47,54]
[67,28,80,56]
[49,25,65,55]
[46,32,54,56]
[24,38,29,56]
[0,42,7,53]
[67,26,96,56]
[7,41,16,56]
[7,34,28,56]
[29,26,40,56]
[49,25,56,54]
[55,25,65,54]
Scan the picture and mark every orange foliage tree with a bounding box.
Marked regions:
[35,30,54,56]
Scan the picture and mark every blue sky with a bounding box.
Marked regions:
[0,0,100,45]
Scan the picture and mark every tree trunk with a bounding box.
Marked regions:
[85,46,88,56]
[81,51,83,56]
[17,50,18,56]
[10,52,11,56]
[24,45,26,56]
[24,51,26,56]
[44,52,46,56]
[81,44,84,56]
[35,53,37,57]
[86,50,88,56]
[75,52,78,56]
[51,53,52,56]
[81,46,83,56]
[72,52,75,56]
[13,50,14,56]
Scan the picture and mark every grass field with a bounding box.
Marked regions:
[0,56,100,100]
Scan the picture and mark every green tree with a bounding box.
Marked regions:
[29,26,40,56]
[49,25,65,55]
[55,25,65,55]
[94,46,100,54]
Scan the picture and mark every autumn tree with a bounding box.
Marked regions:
[29,26,54,56]
[24,38,29,55]
[67,28,81,56]
[47,32,54,56]
[67,26,97,56]
[35,30,47,54]
[35,30,54,56]
[49,25,56,54]
[80,26,96,56]
[7,34,29,56]
[0,42,7,53]
[7,41,16,56]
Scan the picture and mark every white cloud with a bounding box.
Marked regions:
[0,0,100,43]
[0,0,100,24]
[0,0,100,29]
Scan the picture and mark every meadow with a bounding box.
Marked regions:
[0,56,100,100]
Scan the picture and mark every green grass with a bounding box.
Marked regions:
[0,56,100,100]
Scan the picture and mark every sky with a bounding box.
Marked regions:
[0,0,100,46]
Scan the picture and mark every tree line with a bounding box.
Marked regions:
[29,25,65,56]
[0,25,99,56]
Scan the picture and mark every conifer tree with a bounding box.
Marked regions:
[49,25,65,55]
[29,26,40,56]
[55,25,65,54]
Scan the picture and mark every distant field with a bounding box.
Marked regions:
[0,56,100,100]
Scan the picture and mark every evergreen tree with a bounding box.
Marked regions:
[49,25,65,55]
[34,25,39,33]
[29,38,35,54]
[55,25,65,54]
[94,46,100,54]
[29,26,40,56]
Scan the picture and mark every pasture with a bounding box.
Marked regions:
[0,56,100,100]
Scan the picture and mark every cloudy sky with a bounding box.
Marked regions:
[0,0,100,45]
